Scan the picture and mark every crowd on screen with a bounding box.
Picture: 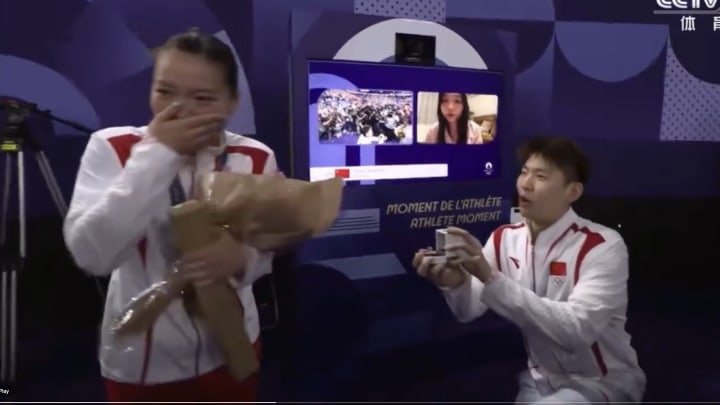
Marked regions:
[317,89,412,144]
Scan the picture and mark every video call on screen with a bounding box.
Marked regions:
[307,60,505,185]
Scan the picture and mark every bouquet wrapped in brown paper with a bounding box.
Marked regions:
[111,173,344,380]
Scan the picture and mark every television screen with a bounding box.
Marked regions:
[306,59,504,185]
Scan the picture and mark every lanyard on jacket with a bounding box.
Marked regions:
[169,151,228,205]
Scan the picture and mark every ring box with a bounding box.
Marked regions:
[435,228,464,259]
[435,229,447,254]
[422,253,446,265]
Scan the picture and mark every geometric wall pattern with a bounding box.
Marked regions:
[3,0,720,205]
[354,0,446,22]
[354,0,720,145]
[660,41,720,142]
[354,0,720,142]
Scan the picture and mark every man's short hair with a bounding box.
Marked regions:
[517,136,590,185]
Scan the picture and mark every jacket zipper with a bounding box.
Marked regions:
[527,244,539,372]
[531,245,537,292]
[184,301,201,378]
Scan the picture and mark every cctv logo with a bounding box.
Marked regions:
[657,0,719,9]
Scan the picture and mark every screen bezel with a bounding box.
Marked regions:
[291,57,508,184]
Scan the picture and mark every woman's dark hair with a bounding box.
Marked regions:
[156,28,238,96]
[436,92,470,144]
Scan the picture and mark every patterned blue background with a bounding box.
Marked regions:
[1,0,718,221]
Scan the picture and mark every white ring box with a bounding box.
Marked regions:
[421,254,447,265]
[422,228,464,266]
[435,228,464,259]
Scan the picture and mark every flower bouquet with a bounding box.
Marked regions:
[111,172,344,380]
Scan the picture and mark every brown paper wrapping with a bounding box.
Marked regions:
[197,173,343,250]
[169,200,259,381]
[110,272,186,335]
[111,174,344,381]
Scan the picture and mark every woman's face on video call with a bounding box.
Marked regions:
[150,49,237,119]
[440,93,464,123]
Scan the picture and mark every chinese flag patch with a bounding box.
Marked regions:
[550,261,567,276]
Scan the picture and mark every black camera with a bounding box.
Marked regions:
[0,100,32,152]
[3,104,28,134]
[395,33,436,66]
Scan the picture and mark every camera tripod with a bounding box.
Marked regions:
[0,102,100,385]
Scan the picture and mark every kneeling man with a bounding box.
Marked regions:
[413,137,645,403]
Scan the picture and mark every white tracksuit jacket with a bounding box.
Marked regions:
[64,126,277,384]
[443,208,646,402]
